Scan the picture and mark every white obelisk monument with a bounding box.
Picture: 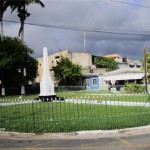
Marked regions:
[39,47,56,101]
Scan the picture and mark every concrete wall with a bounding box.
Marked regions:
[118,63,129,69]
[99,75,108,90]
[68,52,92,68]
[36,50,93,83]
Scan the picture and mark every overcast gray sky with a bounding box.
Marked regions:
[3,0,150,60]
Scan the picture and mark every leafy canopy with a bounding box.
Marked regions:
[7,0,45,36]
[125,82,146,94]
[52,57,82,86]
[94,56,117,71]
[0,36,38,86]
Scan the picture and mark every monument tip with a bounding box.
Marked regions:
[43,47,47,51]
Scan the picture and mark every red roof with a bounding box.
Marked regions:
[104,54,121,58]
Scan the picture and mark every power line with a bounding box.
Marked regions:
[107,0,150,8]
[3,19,150,37]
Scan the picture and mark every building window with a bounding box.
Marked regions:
[55,56,60,59]
[136,65,141,68]
[90,69,93,73]
[129,65,134,68]
[93,78,97,85]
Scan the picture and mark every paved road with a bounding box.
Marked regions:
[0,126,150,150]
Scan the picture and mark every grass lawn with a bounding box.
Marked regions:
[0,101,150,133]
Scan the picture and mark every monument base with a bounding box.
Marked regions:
[39,95,64,102]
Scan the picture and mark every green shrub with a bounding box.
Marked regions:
[124,83,146,94]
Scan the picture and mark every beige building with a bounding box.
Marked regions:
[103,53,142,69]
[36,50,143,90]
[36,50,93,83]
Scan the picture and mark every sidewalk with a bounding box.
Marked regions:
[0,125,150,140]
[0,126,150,150]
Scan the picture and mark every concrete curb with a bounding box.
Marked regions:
[0,125,150,139]
[75,125,150,135]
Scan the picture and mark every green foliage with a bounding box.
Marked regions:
[94,56,117,71]
[0,0,10,21]
[0,36,38,86]
[25,56,38,81]
[124,83,146,94]
[52,57,82,86]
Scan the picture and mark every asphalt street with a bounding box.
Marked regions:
[0,126,150,150]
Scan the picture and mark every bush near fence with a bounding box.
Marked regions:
[124,83,146,94]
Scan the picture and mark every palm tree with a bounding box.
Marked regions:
[0,0,6,96]
[10,0,45,94]
[10,0,45,39]
[0,0,7,40]
[0,0,16,40]
[0,0,5,40]
[0,0,12,96]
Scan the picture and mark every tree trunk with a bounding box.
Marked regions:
[1,71,5,96]
[0,11,4,40]
[20,20,25,95]
[21,85,25,95]
[20,4,26,95]
[0,15,5,96]
[0,20,3,40]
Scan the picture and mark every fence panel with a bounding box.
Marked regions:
[0,94,150,133]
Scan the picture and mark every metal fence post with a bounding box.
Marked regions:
[105,95,109,129]
[32,100,36,132]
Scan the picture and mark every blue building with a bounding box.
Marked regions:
[84,74,100,90]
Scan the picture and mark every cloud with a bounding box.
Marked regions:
[3,0,150,59]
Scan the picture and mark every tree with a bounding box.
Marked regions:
[94,56,118,71]
[0,0,9,40]
[8,0,44,94]
[0,0,12,95]
[0,36,38,94]
[9,0,45,38]
[0,0,5,40]
[52,57,82,86]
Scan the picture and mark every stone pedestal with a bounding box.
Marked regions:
[39,95,56,101]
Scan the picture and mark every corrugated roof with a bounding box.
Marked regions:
[103,68,146,81]
[104,73,145,81]
[104,68,143,76]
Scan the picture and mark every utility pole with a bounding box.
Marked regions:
[83,32,87,53]
[144,45,148,93]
